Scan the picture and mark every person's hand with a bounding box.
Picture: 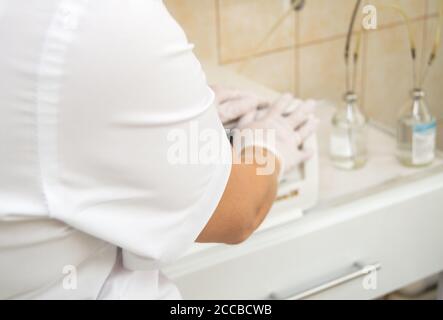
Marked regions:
[237,93,317,127]
[234,94,319,178]
[211,85,269,126]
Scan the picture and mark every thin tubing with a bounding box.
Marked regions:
[238,7,294,72]
[380,5,418,88]
[420,0,443,86]
[351,29,363,93]
[345,0,363,93]
[237,0,305,72]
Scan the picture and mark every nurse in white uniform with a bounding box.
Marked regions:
[0,0,317,299]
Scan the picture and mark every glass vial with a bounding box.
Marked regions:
[330,92,368,170]
[397,89,436,167]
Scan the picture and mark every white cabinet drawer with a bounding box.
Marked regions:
[166,187,443,300]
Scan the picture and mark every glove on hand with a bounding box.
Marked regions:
[234,94,319,179]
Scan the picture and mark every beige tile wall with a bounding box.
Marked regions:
[164,0,442,149]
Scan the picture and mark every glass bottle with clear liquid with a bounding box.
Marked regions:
[397,89,436,167]
[330,92,368,170]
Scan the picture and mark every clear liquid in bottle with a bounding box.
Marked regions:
[330,92,368,170]
[397,89,436,167]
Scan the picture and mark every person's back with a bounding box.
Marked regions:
[0,0,318,300]
[0,0,117,299]
[0,0,233,299]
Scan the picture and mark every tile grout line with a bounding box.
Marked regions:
[360,0,368,113]
[361,30,368,114]
[218,13,439,66]
[220,45,295,65]
[297,13,438,47]
[215,0,222,65]
[419,0,430,87]
[294,11,300,95]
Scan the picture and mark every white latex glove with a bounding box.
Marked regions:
[234,94,319,179]
[238,93,317,127]
[211,85,269,125]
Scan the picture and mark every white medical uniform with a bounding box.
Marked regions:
[0,0,232,299]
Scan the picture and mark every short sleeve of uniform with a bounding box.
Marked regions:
[38,0,232,270]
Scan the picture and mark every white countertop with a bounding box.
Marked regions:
[314,105,443,207]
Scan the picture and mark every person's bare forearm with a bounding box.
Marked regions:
[196,147,280,245]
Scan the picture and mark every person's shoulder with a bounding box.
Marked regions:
[69,0,209,119]
[87,0,187,47]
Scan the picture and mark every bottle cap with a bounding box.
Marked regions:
[344,91,358,103]
[411,88,425,98]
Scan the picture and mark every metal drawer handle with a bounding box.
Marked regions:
[270,262,381,300]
